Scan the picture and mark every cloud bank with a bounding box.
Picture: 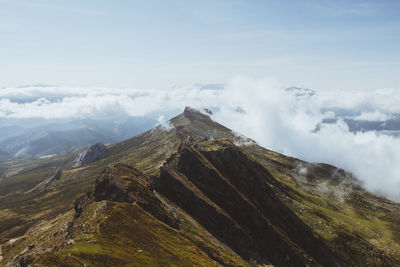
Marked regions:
[1,80,400,200]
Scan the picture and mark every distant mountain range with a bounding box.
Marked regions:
[315,116,400,136]
[0,117,157,159]
[0,128,115,158]
[0,149,9,160]
[286,87,400,135]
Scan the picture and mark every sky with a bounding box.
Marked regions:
[1,1,400,200]
[1,0,400,91]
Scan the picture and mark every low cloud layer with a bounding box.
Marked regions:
[1,80,400,200]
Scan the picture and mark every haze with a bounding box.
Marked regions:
[1,0,400,90]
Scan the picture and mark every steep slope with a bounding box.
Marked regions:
[155,138,343,266]
[1,107,400,266]
[247,146,400,265]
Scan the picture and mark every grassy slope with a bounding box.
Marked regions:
[246,143,400,265]
[2,194,247,266]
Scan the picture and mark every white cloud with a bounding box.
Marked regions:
[353,110,393,121]
[1,80,400,200]
[211,77,400,201]
[157,115,174,131]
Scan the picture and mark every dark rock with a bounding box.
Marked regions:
[75,143,107,167]
[74,192,94,219]
[181,135,196,146]
[183,107,210,121]
[94,163,138,203]
[66,162,178,240]
[203,108,213,115]
[44,169,62,186]
[93,163,178,228]
[66,191,94,239]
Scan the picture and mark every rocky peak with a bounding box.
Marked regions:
[183,107,211,121]
[94,163,149,203]
[175,107,237,142]
[75,142,107,167]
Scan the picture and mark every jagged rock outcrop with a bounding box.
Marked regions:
[183,106,201,121]
[203,108,213,115]
[74,142,107,167]
[67,163,178,238]
[179,107,236,141]
[44,169,62,186]
[94,163,138,203]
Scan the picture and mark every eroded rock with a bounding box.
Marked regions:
[44,169,62,186]
[75,143,107,167]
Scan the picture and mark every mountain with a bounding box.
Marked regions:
[285,87,400,136]
[0,117,157,159]
[0,125,27,142]
[0,128,116,158]
[315,116,400,136]
[0,150,9,161]
[1,107,400,266]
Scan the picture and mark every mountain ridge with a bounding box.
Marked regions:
[1,107,400,266]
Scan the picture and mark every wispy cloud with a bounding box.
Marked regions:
[312,0,380,17]
[1,80,400,201]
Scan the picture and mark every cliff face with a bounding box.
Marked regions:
[156,140,344,266]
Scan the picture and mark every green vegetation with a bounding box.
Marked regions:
[260,158,400,265]
[4,201,247,266]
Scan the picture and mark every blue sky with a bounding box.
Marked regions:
[1,0,399,90]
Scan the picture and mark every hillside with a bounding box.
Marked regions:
[1,107,400,266]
